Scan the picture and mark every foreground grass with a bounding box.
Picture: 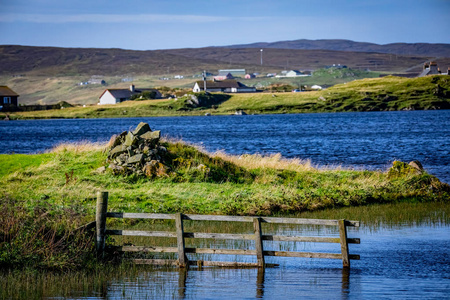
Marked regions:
[1,141,448,216]
[3,75,450,120]
[1,141,449,269]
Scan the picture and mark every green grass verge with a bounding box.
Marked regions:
[2,75,450,119]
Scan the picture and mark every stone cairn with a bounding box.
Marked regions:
[106,122,170,177]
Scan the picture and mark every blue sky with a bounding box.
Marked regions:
[1,0,449,50]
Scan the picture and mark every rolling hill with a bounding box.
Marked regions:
[1,43,448,77]
[225,39,450,57]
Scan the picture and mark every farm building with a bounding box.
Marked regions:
[99,85,161,105]
[218,69,246,76]
[418,62,449,77]
[0,86,19,109]
[193,80,256,93]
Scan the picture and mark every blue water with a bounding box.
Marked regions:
[43,223,450,299]
[1,110,449,182]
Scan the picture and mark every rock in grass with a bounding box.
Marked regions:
[409,160,424,173]
[95,166,106,173]
[142,160,169,177]
[109,144,127,159]
[108,131,127,149]
[127,153,144,165]
[140,130,160,140]
[388,161,423,178]
[124,131,139,146]
[133,122,151,136]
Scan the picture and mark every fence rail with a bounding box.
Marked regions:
[96,191,360,268]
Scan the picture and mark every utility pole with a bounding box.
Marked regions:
[260,49,263,66]
[203,70,207,92]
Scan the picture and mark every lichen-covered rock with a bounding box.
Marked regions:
[109,164,126,175]
[127,153,144,165]
[108,131,127,150]
[109,144,128,159]
[142,160,169,178]
[133,122,151,136]
[140,130,160,141]
[124,131,138,147]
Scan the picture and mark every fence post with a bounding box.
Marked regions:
[96,191,108,258]
[175,213,188,268]
[253,217,265,268]
[338,219,350,268]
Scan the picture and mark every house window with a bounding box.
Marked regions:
[4,97,11,104]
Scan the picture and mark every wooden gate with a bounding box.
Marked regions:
[95,192,360,268]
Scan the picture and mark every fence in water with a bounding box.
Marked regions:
[94,192,360,268]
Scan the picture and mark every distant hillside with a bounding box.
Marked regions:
[164,47,435,73]
[225,39,450,57]
[1,44,447,78]
[0,45,239,76]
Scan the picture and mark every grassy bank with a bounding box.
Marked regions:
[1,140,449,269]
[2,75,449,120]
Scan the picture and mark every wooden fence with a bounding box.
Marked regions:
[95,192,360,268]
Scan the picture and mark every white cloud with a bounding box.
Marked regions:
[0,13,268,24]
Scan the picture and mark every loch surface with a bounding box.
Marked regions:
[1,110,449,182]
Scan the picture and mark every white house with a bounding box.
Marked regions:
[99,85,161,105]
[193,80,256,93]
[276,70,311,78]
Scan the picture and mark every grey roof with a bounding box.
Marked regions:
[196,80,248,89]
[101,88,160,99]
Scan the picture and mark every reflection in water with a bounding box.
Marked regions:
[341,268,350,300]
[2,223,449,299]
[178,269,187,299]
[256,268,265,299]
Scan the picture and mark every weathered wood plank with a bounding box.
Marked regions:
[106,212,359,227]
[186,247,257,255]
[339,219,350,268]
[106,229,177,238]
[175,213,188,267]
[253,217,265,267]
[105,230,359,245]
[132,259,280,268]
[114,246,359,259]
[117,246,178,253]
[263,251,343,259]
[133,259,178,266]
[106,212,175,219]
[184,232,255,240]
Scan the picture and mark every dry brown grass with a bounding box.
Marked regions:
[49,141,107,153]
[214,152,315,172]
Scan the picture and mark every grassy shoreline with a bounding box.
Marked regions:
[1,140,449,270]
[2,75,450,120]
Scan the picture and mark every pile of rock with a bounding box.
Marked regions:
[106,122,170,177]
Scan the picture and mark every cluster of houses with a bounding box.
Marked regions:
[4,61,449,109]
